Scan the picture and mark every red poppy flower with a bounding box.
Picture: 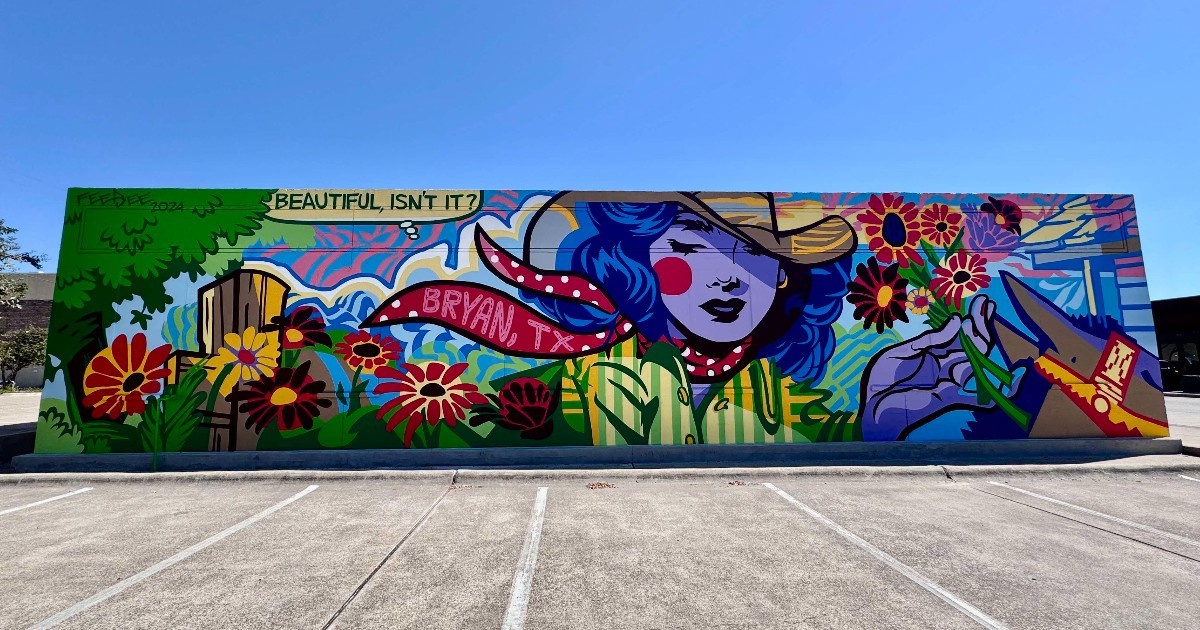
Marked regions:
[334,331,401,374]
[227,361,332,433]
[469,377,557,439]
[931,252,991,309]
[262,306,332,349]
[374,362,488,447]
[979,196,1023,235]
[846,258,909,333]
[859,193,923,267]
[918,203,964,248]
[82,333,173,419]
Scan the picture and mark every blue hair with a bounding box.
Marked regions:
[527,201,850,383]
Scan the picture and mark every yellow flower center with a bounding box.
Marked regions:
[285,329,304,344]
[269,387,299,406]
[875,285,894,308]
[994,213,1005,225]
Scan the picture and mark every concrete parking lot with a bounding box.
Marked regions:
[2,394,1200,628]
[3,462,1200,630]
[1164,395,1200,450]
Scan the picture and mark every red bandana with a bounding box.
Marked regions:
[637,335,754,381]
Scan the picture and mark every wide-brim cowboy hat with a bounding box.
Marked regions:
[522,191,857,268]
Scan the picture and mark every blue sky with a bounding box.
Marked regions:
[1,1,1196,298]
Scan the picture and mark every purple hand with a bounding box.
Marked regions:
[859,295,1002,441]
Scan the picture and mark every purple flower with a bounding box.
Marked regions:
[962,203,1019,262]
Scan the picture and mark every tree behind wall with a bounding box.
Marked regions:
[0,219,45,312]
[0,326,48,385]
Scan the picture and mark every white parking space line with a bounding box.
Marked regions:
[0,487,93,517]
[763,483,1008,630]
[1180,475,1200,483]
[986,481,1200,549]
[501,486,549,630]
[28,484,319,630]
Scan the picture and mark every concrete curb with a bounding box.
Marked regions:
[943,456,1200,478]
[2,456,1198,484]
[5,437,1186,479]
[452,464,950,482]
[9,437,1183,474]
[0,469,458,484]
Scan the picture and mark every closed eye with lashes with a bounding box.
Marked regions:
[667,239,705,254]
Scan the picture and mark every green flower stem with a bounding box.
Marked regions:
[566,363,593,436]
[347,366,364,412]
[920,241,941,268]
[431,421,443,448]
[204,363,235,413]
[420,418,433,449]
[959,331,1030,430]
[964,342,1014,388]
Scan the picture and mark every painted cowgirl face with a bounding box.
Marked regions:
[648,212,783,343]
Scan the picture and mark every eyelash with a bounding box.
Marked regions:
[675,219,711,233]
[667,239,704,254]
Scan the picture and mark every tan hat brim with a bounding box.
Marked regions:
[527,191,857,266]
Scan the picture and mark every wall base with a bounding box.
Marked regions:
[10,438,1184,473]
[1,422,36,466]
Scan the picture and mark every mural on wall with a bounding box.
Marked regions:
[33,188,1170,455]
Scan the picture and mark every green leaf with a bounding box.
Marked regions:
[593,361,648,393]
[318,406,378,448]
[920,241,941,268]
[640,397,660,438]
[639,342,687,386]
[946,228,965,255]
[897,264,932,290]
[606,378,648,410]
[594,397,648,445]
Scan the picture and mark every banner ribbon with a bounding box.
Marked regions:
[361,230,633,358]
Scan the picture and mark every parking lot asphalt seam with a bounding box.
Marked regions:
[985,481,1200,550]
[762,482,1009,630]
[501,486,549,630]
[0,487,92,517]
[321,483,453,630]
[28,483,320,630]
[972,486,1200,564]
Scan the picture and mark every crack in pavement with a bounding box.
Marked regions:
[972,486,1200,564]
[321,483,453,629]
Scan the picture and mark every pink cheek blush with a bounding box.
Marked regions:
[653,256,692,296]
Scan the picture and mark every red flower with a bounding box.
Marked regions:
[846,258,910,333]
[262,306,332,349]
[334,331,401,374]
[979,196,1023,235]
[375,362,488,447]
[918,203,964,248]
[931,252,991,309]
[859,193,923,267]
[469,378,557,439]
[82,333,173,419]
[227,361,332,433]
